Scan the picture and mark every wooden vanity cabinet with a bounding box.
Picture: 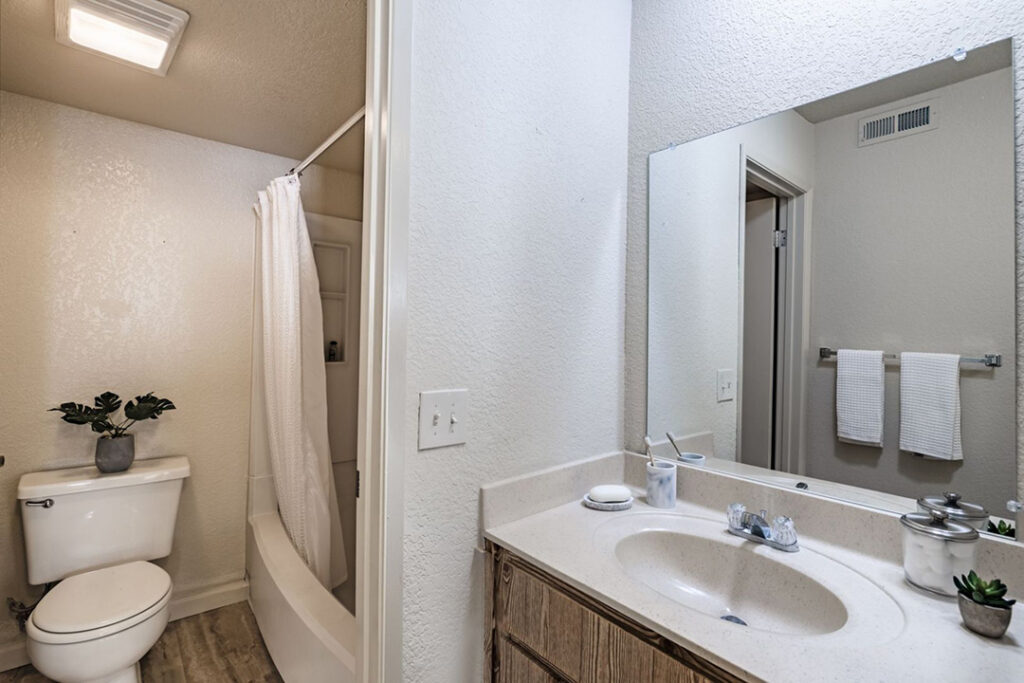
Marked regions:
[487,543,745,683]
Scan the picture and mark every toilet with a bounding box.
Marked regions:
[17,456,190,683]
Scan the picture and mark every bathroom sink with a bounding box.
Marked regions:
[593,513,904,641]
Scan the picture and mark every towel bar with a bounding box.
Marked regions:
[818,347,1001,368]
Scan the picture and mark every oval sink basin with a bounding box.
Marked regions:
[594,513,904,642]
[615,529,845,635]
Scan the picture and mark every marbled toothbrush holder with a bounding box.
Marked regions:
[645,461,677,508]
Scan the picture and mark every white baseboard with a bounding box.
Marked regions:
[168,577,249,621]
[0,577,249,672]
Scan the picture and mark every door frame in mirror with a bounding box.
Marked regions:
[739,153,811,477]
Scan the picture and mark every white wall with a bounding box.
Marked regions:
[804,69,1016,512]
[647,110,814,460]
[625,0,1024,503]
[0,91,361,655]
[402,1,631,680]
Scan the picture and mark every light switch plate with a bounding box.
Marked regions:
[418,389,468,450]
[716,369,736,402]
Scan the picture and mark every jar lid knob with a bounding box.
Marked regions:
[928,508,950,525]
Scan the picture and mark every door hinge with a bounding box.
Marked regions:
[772,230,787,248]
[355,470,360,498]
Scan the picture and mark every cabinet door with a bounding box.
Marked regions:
[652,650,714,683]
[580,613,654,682]
[498,637,561,683]
[498,556,587,679]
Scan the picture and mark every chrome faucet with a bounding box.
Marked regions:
[727,503,799,552]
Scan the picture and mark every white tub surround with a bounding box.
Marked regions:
[482,453,1024,682]
[246,513,356,683]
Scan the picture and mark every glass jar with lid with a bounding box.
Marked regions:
[900,508,979,596]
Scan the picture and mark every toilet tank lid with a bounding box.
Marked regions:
[18,455,190,499]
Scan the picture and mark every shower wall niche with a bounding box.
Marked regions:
[314,240,351,363]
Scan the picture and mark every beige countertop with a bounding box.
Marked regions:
[484,484,1023,682]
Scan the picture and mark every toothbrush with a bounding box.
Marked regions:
[643,436,656,465]
[666,432,684,458]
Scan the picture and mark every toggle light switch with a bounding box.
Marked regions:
[717,369,736,402]
[418,389,468,450]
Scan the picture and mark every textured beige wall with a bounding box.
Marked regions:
[0,91,361,650]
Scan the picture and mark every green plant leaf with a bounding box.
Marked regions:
[986,586,1008,599]
[50,402,105,425]
[94,392,122,413]
[124,393,176,421]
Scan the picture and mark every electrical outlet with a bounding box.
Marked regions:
[418,389,468,450]
[717,369,736,402]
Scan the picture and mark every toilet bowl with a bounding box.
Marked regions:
[26,561,172,683]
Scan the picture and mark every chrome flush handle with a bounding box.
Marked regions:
[25,499,54,508]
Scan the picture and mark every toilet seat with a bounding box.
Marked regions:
[28,562,172,645]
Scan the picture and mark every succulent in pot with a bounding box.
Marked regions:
[986,519,1016,538]
[953,571,1015,638]
[49,392,175,473]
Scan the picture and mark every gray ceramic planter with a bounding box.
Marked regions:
[95,434,135,473]
[958,593,1012,638]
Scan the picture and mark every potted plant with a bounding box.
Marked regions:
[953,570,1015,638]
[986,520,1016,538]
[50,392,175,473]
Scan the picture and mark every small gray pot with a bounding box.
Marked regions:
[958,593,1012,638]
[95,434,135,473]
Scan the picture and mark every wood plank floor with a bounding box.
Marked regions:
[0,602,282,683]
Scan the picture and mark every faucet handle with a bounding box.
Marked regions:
[727,503,746,530]
[772,516,798,547]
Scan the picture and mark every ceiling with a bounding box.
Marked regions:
[796,39,1011,124]
[0,0,366,173]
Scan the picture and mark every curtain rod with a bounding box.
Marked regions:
[288,105,366,177]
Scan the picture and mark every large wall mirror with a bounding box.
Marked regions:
[646,38,1017,532]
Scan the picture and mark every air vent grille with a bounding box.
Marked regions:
[898,106,930,132]
[862,115,895,141]
[858,99,938,147]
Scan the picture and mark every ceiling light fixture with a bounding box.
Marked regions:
[55,0,190,76]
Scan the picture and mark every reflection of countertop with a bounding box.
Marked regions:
[697,456,920,511]
[683,455,1016,528]
[481,453,1024,683]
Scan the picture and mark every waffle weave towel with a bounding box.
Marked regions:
[899,352,962,460]
[836,349,885,447]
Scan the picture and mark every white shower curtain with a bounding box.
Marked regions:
[253,175,347,588]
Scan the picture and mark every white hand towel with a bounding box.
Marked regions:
[899,352,962,460]
[836,349,885,447]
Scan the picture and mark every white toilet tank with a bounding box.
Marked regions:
[18,456,190,584]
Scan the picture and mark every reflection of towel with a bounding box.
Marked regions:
[836,349,885,447]
[899,352,962,460]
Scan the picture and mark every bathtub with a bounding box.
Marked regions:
[246,510,357,682]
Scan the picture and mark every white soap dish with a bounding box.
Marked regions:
[583,494,633,511]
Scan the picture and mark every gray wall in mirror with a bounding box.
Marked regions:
[624,1,1024,505]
